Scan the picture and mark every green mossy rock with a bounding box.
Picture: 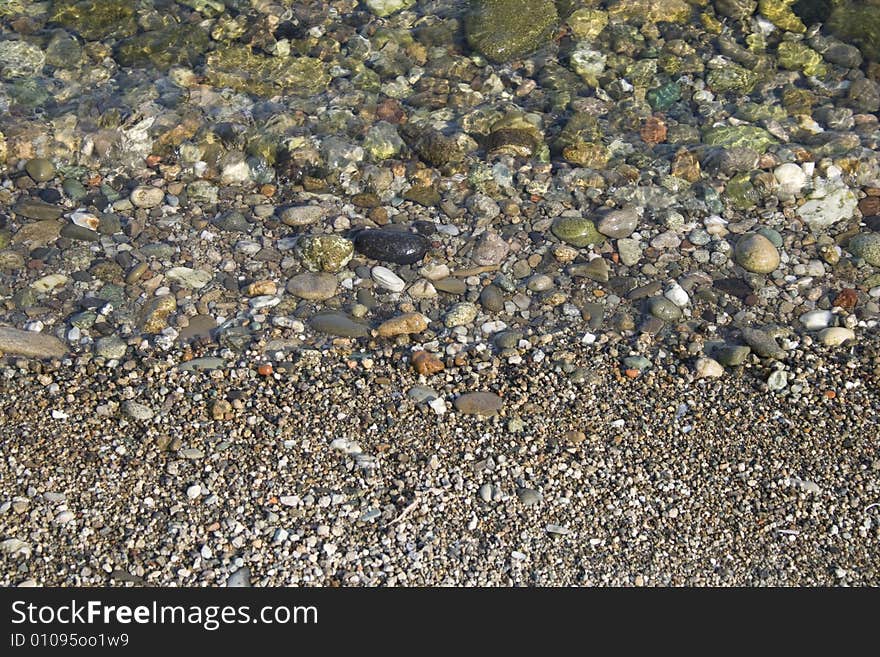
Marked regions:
[703,125,778,153]
[50,0,137,41]
[116,24,211,70]
[465,0,558,63]
[205,47,330,97]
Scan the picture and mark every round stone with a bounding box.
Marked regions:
[444,302,479,328]
[25,158,55,182]
[648,297,682,321]
[551,216,605,247]
[848,233,880,266]
[596,207,639,238]
[694,357,724,379]
[773,162,806,197]
[130,186,165,209]
[286,272,337,300]
[94,336,127,359]
[734,233,780,274]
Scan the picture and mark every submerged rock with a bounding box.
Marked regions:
[465,0,558,63]
[354,229,429,265]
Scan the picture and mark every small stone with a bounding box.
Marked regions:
[309,312,370,338]
[13,199,63,221]
[94,336,127,359]
[516,487,542,506]
[713,344,751,366]
[25,158,55,182]
[472,231,510,266]
[799,310,833,330]
[767,370,789,392]
[122,401,154,421]
[741,327,786,360]
[140,295,177,333]
[817,327,855,346]
[848,233,880,266]
[617,238,642,266]
[354,229,429,265]
[166,267,212,289]
[130,186,165,209]
[377,313,429,338]
[444,302,479,328]
[773,162,806,197]
[371,266,406,292]
[551,216,605,248]
[186,484,202,500]
[454,392,503,416]
[244,280,276,297]
[734,233,780,274]
[797,187,857,230]
[296,235,354,273]
[411,350,444,375]
[365,0,415,17]
[286,272,337,300]
[648,297,682,321]
[279,205,327,226]
[226,567,251,587]
[211,399,232,420]
[694,357,724,379]
[0,327,66,359]
[664,281,689,307]
[596,207,639,239]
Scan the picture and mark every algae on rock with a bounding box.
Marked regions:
[205,47,330,97]
[465,0,558,63]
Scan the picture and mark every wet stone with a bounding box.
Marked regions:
[25,158,55,182]
[287,272,338,300]
[354,229,429,265]
[741,327,786,360]
[454,391,503,416]
[309,313,370,338]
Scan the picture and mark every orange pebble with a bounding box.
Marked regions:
[824,390,837,399]
[624,369,640,379]
[258,363,273,376]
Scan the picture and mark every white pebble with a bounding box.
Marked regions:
[371,266,405,292]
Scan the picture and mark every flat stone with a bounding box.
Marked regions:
[13,199,63,221]
[94,336,127,359]
[130,186,165,209]
[177,356,226,371]
[817,327,855,346]
[713,344,751,366]
[472,231,510,266]
[596,207,639,238]
[694,357,724,378]
[0,327,66,359]
[569,258,609,282]
[741,327,786,360]
[140,295,177,333]
[648,296,682,321]
[797,187,857,230]
[454,391,503,416]
[166,267,212,289]
[799,309,833,330]
[551,216,605,247]
[516,487,543,506]
[122,401,154,421]
[354,229,429,265]
[278,205,327,226]
[377,312,429,338]
[371,266,406,292]
[309,312,370,338]
[286,272,337,300]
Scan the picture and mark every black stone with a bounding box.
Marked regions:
[864,215,880,232]
[353,229,429,265]
[38,189,62,204]
[714,277,753,299]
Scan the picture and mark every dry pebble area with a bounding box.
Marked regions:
[0,331,878,587]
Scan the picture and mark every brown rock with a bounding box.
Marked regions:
[245,280,277,296]
[453,391,503,416]
[833,288,858,310]
[859,196,880,217]
[640,115,667,146]
[671,148,701,182]
[411,350,444,375]
[377,312,429,338]
[0,326,66,359]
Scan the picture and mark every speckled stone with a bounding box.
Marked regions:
[734,233,780,274]
[848,233,880,266]
[454,391,503,416]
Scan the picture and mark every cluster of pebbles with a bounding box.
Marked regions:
[1,0,880,585]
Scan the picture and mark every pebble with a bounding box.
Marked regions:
[773,163,806,197]
[186,484,202,500]
[454,392,503,416]
[471,231,510,266]
[734,233,780,274]
[226,567,251,588]
[694,357,724,379]
[166,267,212,289]
[596,207,638,238]
[799,310,833,330]
[551,216,604,247]
[377,312,429,338]
[95,336,127,359]
[371,266,406,292]
[741,327,786,360]
[649,297,682,321]
[354,229,429,265]
[279,205,327,226]
[309,312,370,338]
[444,302,478,328]
[767,370,788,391]
[122,401,154,421]
[130,186,165,209]
[286,272,338,300]
[0,327,66,359]
[664,281,689,307]
[847,233,880,266]
[817,327,855,346]
[25,158,55,182]
[516,488,542,507]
